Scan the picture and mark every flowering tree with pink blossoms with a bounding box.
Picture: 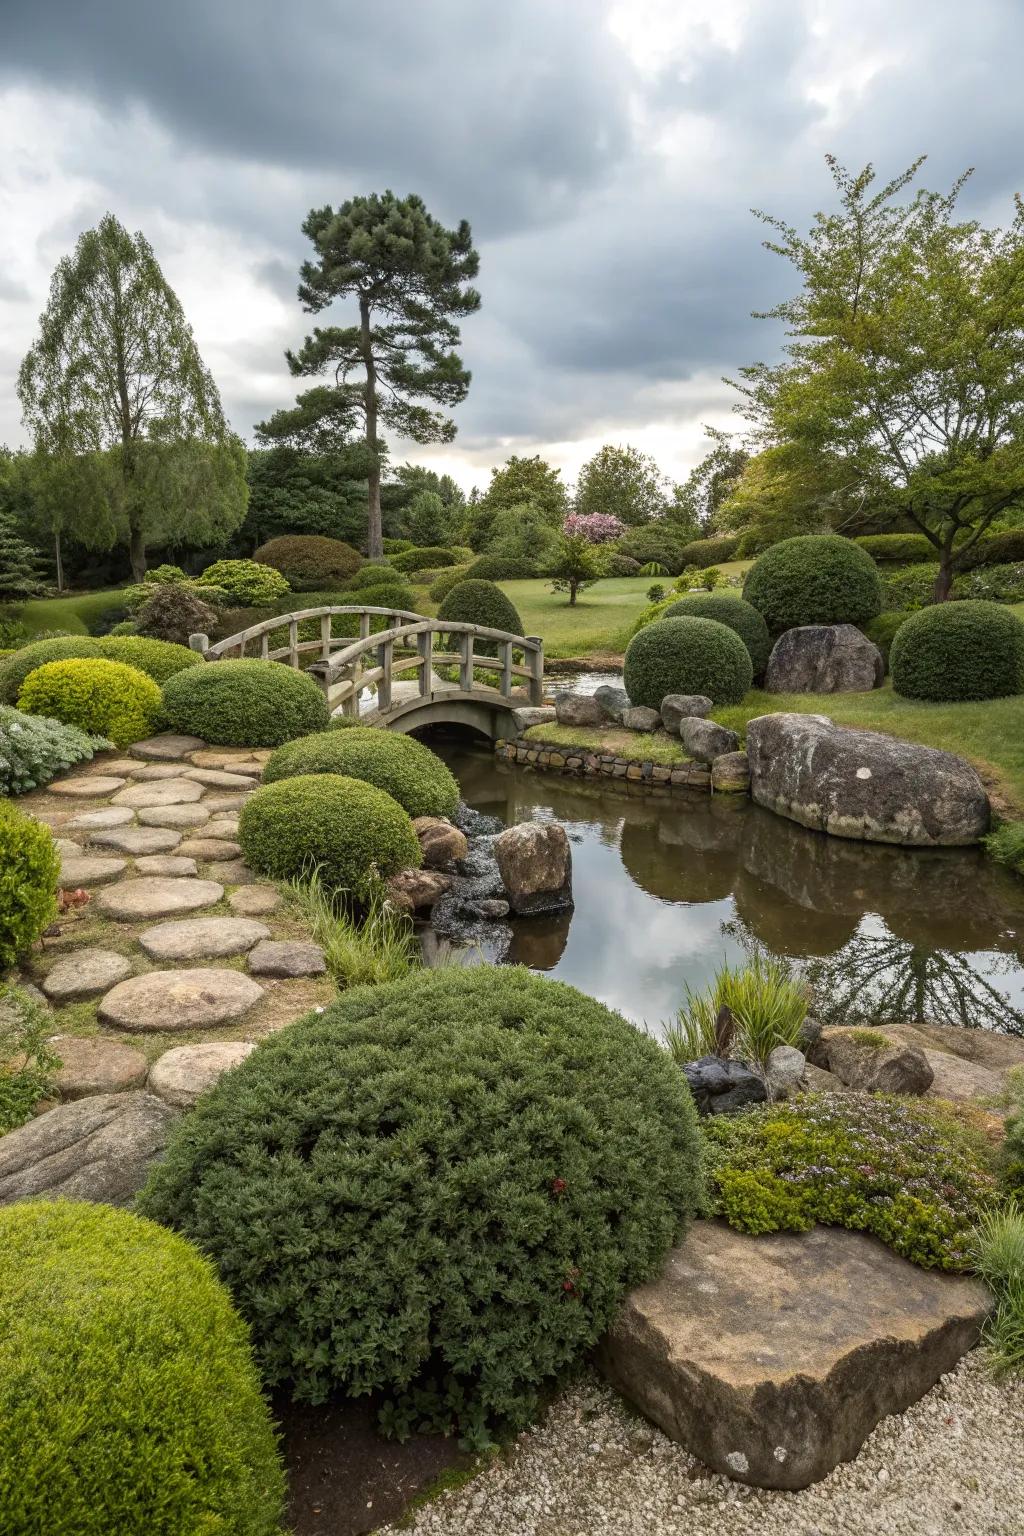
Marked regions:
[563,512,625,544]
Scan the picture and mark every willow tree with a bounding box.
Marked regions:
[264,192,480,558]
[18,214,245,579]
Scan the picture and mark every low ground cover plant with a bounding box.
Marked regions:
[139,966,703,1446]
[254,534,361,589]
[162,657,329,746]
[0,706,111,796]
[0,803,58,971]
[623,615,752,708]
[0,985,60,1132]
[890,600,1024,701]
[665,956,807,1069]
[18,657,162,747]
[743,534,883,632]
[263,725,459,818]
[0,1201,285,1535]
[704,1093,997,1270]
[661,594,772,677]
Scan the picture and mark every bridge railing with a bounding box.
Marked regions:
[189,605,425,667]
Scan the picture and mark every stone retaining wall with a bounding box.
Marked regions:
[495,737,711,791]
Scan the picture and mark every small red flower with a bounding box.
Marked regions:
[562,1279,575,1293]
[550,1177,567,1197]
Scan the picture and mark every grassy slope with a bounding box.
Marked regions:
[19,589,131,636]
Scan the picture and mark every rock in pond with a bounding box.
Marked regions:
[148,1041,256,1108]
[596,1220,989,1490]
[554,691,603,727]
[493,820,573,916]
[808,1026,934,1095]
[678,717,740,764]
[746,713,990,846]
[681,1055,766,1115]
[711,751,751,794]
[413,817,469,869]
[0,1092,176,1207]
[387,869,453,912]
[765,623,884,694]
[660,694,713,732]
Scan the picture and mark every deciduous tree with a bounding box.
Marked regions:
[574,444,668,527]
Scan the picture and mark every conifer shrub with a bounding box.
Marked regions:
[0,706,111,796]
[661,594,772,677]
[0,1202,286,1536]
[18,658,162,747]
[161,658,329,746]
[263,726,459,818]
[138,966,703,1445]
[623,616,752,709]
[890,600,1024,701]
[0,801,59,971]
[743,534,883,632]
[253,534,361,590]
[238,773,420,897]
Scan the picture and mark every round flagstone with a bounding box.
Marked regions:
[139,915,271,961]
[88,825,183,855]
[148,1041,256,1107]
[42,948,133,1001]
[67,806,136,830]
[60,854,128,888]
[49,775,127,798]
[184,767,261,789]
[177,837,243,861]
[203,817,240,839]
[136,803,211,828]
[98,968,264,1032]
[47,1034,149,1099]
[202,793,251,813]
[130,762,193,781]
[111,778,205,808]
[86,758,142,776]
[130,733,206,760]
[54,837,82,858]
[189,750,266,772]
[214,858,254,884]
[247,939,327,978]
[135,855,199,877]
[95,876,223,921]
[228,885,282,916]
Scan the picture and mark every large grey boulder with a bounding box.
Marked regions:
[660,694,713,732]
[620,705,661,732]
[594,684,631,722]
[493,820,573,915]
[678,717,740,764]
[0,1092,176,1207]
[682,1056,766,1115]
[596,1220,988,1490]
[746,713,990,846]
[510,705,556,733]
[808,1026,934,1095]
[554,690,604,727]
[765,624,884,694]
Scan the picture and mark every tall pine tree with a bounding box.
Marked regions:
[0,514,48,599]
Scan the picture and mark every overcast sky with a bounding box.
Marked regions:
[1,0,1020,492]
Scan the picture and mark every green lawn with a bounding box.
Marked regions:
[19,589,131,636]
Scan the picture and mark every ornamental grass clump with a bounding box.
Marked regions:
[139,967,703,1447]
[263,726,459,818]
[704,1093,997,1270]
[0,706,111,796]
[665,956,807,1070]
[972,1202,1024,1377]
[287,869,418,988]
[0,1202,286,1536]
[161,657,329,746]
[17,657,162,748]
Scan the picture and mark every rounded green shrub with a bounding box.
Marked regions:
[662,594,772,677]
[391,545,459,573]
[18,658,162,747]
[349,580,417,613]
[263,726,459,818]
[0,803,58,971]
[437,578,524,637]
[98,634,204,683]
[138,966,702,1443]
[614,527,687,574]
[604,553,642,577]
[0,1201,285,1536]
[743,535,883,632]
[345,562,403,591]
[162,657,329,747]
[624,616,752,709]
[196,559,290,607]
[861,610,910,668]
[890,600,1024,701]
[237,773,420,896]
[253,534,361,590]
[676,536,740,569]
[0,636,100,704]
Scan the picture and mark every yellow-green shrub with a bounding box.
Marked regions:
[18,658,162,747]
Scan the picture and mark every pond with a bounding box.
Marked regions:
[431,732,1024,1039]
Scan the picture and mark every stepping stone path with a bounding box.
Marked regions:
[89,825,183,854]
[112,778,205,808]
[247,939,327,978]
[229,886,281,916]
[148,1041,256,1107]
[49,775,127,798]
[205,817,239,838]
[135,855,199,877]
[184,768,260,789]
[47,1035,149,1098]
[42,948,133,1002]
[60,854,128,888]
[132,763,193,781]
[137,803,211,828]
[99,968,265,1032]
[67,806,135,830]
[177,837,243,861]
[96,877,224,921]
[139,916,271,961]
[0,1092,176,1207]
[131,733,206,759]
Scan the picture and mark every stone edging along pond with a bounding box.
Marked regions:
[494,736,713,792]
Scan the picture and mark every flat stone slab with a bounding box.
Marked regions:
[49,775,127,798]
[597,1220,988,1491]
[177,837,243,861]
[86,757,143,776]
[189,750,266,771]
[60,854,128,888]
[130,733,206,760]
[247,939,327,978]
[67,806,136,830]
[139,915,271,961]
[54,837,81,857]
[184,767,261,788]
[199,817,240,839]
[203,793,251,813]
[229,886,282,916]
[95,877,224,921]
[137,803,211,828]
[47,1034,149,1098]
[89,825,183,855]
[135,856,199,877]
[131,762,194,781]
[41,948,133,1001]
[98,968,265,1032]
[111,779,206,809]
[0,1092,176,1207]
[215,859,254,884]
[148,1041,256,1107]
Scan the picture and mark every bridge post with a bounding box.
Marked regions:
[189,633,209,656]
[459,632,473,692]
[288,620,300,669]
[319,614,332,660]
[527,637,544,705]
[417,628,433,697]
[500,640,513,697]
[377,633,393,713]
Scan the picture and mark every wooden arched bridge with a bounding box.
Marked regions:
[189,604,544,738]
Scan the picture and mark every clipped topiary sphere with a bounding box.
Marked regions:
[437,578,524,636]
[662,594,772,677]
[890,600,1024,701]
[97,634,205,683]
[254,534,361,590]
[0,802,58,970]
[0,636,100,705]
[238,773,420,896]
[263,726,459,818]
[624,616,752,709]
[0,1201,285,1536]
[161,658,329,747]
[743,535,884,632]
[391,545,460,573]
[345,562,402,591]
[18,658,162,748]
[138,966,703,1443]
[427,566,471,605]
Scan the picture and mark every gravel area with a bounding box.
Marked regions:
[382,1354,1023,1536]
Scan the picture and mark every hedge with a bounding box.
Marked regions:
[661,594,772,676]
[0,1202,285,1536]
[161,658,329,747]
[464,555,537,581]
[624,616,753,709]
[853,533,936,563]
[957,529,1024,571]
[138,966,703,1445]
[614,527,688,575]
[0,802,58,971]
[890,600,1024,702]
[253,535,361,590]
[743,534,883,631]
[18,658,162,747]
[263,725,459,818]
[390,545,461,573]
[676,536,740,569]
[0,635,201,705]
